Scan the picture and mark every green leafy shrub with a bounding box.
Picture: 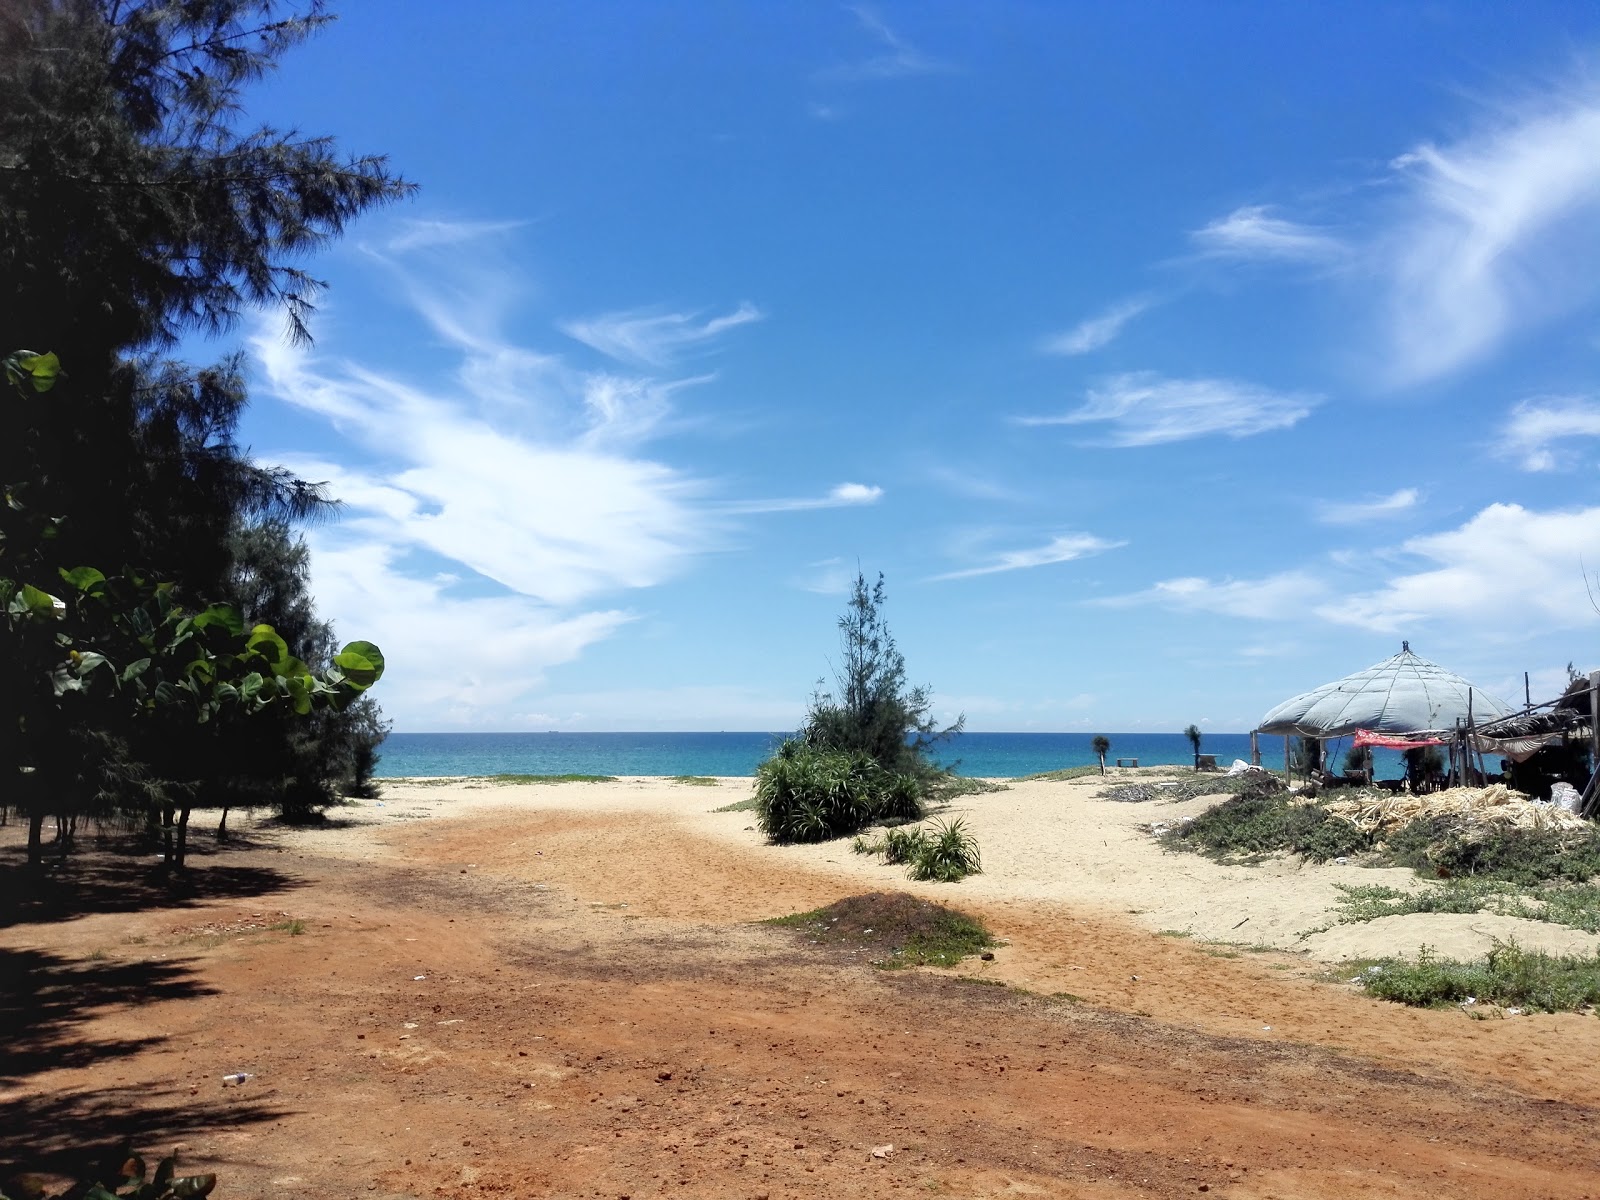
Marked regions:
[754,740,922,844]
[1359,939,1600,1012]
[765,892,997,967]
[908,817,982,882]
[2,1144,216,1200]
[1382,816,1600,885]
[1164,788,1368,862]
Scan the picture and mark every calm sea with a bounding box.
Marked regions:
[375,731,1394,780]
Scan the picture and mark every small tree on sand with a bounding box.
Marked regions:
[1183,724,1202,770]
[1092,735,1110,775]
[801,571,962,786]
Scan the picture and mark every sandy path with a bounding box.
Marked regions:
[3,775,1599,1199]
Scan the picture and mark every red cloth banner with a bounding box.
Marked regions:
[1352,728,1447,750]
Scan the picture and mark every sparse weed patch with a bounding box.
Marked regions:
[1162,788,1368,862]
[487,773,618,784]
[1355,940,1600,1012]
[765,892,997,968]
[1381,817,1600,886]
[670,775,719,786]
[271,918,307,935]
[713,795,759,813]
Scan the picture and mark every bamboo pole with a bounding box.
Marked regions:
[1250,730,1260,767]
[1284,734,1291,783]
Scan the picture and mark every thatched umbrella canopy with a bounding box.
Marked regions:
[1257,643,1513,739]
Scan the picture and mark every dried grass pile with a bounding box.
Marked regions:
[1322,784,1586,838]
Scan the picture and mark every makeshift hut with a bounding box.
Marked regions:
[1255,643,1514,785]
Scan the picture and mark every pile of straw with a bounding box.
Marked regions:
[1322,784,1586,836]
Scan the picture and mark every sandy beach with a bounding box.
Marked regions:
[6,770,1600,1198]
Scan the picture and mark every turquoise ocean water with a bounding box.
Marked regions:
[377,731,1406,780]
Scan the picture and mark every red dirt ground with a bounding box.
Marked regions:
[4,802,1599,1199]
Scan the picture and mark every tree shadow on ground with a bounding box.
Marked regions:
[0,948,292,1183]
[0,836,301,931]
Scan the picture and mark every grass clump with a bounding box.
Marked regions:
[271,918,307,935]
[487,773,618,785]
[855,818,983,882]
[1163,786,1369,862]
[1334,879,1600,935]
[931,775,1011,797]
[754,739,922,844]
[712,794,759,813]
[1382,817,1600,885]
[669,775,719,786]
[1357,940,1600,1012]
[765,892,997,968]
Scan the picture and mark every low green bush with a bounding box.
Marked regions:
[908,817,982,882]
[754,739,922,844]
[1164,789,1368,862]
[1359,939,1600,1012]
[2,1144,217,1200]
[1382,817,1600,885]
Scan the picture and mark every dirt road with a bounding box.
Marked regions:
[4,790,1598,1198]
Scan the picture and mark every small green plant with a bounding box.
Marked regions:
[271,918,306,935]
[712,795,759,813]
[908,817,982,882]
[669,775,718,786]
[1357,939,1600,1012]
[1162,786,1368,861]
[0,1144,216,1200]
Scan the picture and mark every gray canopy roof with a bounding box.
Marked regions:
[1256,645,1514,738]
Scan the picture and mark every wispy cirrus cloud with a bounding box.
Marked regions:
[381,217,529,254]
[723,482,884,515]
[561,302,763,368]
[1380,87,1600,384]
[1496,394,1600,471]
[1316,488,1421,525]
[816,6,950,84]
[931,532,1124,581]
[1018,371,1319,446]
[793,556,857,595]
[1318,503,1600,632]
[1096,571,1327,621]
[1041,297,1153,355]
[1191,206,1346,263]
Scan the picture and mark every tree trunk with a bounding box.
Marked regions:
[175,806,191,869]
[217,805,230,841]
[1097,753,1105,775]
[27,812,44,867]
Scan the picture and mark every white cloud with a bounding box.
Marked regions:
[560,302,764,369]
[725,482,884,515]
[1318,503,1600,632]
[302,533,629,728]
[793,557,856,595]
[1316,488,1421,524]
[561,302,763,368]
[817,6,949,83]
[1098,571,1326,620]
[1041,297,1152,355]
[1381,89,1600,383]
[1019,372,1319,446]
[1497,395,1600,471]
[382,218,527,254]
[1191,206,1345,263]
[932,532,1124,581]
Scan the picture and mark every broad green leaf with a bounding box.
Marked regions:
[152,1154,175,1188]
[50,665,82,696]
[334,640,386,689]
[191,604,244,636]
[72,650,109,676]
[5,350,62,392]
[19,584,62,616]
[80,1185,120,1200]
[59,566,106,593]
[236,672,264,704]
[245,624,290,672]
[168,1174,217,1198]
[285,673,314,715]
[121,657,151,683]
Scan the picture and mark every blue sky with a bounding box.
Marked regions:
[226,2,1600,732]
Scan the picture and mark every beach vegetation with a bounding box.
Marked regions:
[764,891,997,968]
[1160,784,1369,862]
[670,774,719,786]
[487,773,618,785]
[1353,940,1600,1012]
[713,794,759,813]
[853,817,983,883]
[1092,735,1110,774]
[798,571,963,788]
[753,740,921,843]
